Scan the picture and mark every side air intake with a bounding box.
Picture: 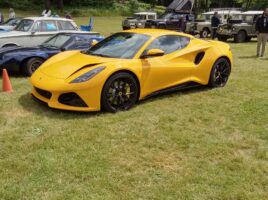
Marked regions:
[195,52,205,65]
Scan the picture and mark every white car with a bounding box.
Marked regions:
[0,18,22,32]
[0,17,79,48]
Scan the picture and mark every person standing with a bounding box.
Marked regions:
[9,8,16,19]
[256,8,268,57]
[178,16,186,32]
[65,12,72,19]
[211,12,221,40]
[41,8,52,17]
[0,11,4,23]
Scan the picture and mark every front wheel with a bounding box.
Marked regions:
[200,28,209,38]
[22,57,44,76]
[101,72,139,112]
[234,30,247,43]
[209,58,231,88]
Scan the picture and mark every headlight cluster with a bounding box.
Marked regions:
[70,66,106,83]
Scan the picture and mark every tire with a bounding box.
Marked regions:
[101,72,139,113]
[217,35,228,42]
[234,30,247,43]
[22,57,44,76]
[200,28,209,38]
[209,58,231,88]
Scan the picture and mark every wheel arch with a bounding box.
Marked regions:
[213,56,232,73]
[2,43,20,48]
[21,56,46,67]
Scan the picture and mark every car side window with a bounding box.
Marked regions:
[58,21,76,31]
[32,20,57,32]
[144,35,190,55]
[148,15,155,20]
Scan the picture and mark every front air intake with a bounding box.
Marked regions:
[58,93,88,107]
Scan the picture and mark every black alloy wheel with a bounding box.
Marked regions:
[101,72,139,112]
[209,58,231,88]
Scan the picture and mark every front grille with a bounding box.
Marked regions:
[58,92,88,107]
[35,87,52,99]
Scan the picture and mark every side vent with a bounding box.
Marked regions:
[195,52,205,65]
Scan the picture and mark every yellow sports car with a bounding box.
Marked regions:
[30,29,232,112]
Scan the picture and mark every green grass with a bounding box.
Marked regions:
[0,16,268,199]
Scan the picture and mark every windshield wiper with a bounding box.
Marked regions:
[40,44,59,49]
[87,51,111,58]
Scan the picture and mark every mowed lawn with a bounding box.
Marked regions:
[0,16,268,200]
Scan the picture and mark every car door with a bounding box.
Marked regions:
[30,20,58,46]
[140,35,193,95]
[169,14,181,30]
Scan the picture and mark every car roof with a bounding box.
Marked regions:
[241,11,263,15]
[123,28,194,38]
[134,12,157,15]
[203,10,242,15]
[54,31,100,35]
[24,17,74,22]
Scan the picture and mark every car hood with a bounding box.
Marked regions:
[40,50,119,79]
[0,31,28,38]
[0,46,42,55]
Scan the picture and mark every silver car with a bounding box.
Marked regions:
[0,17,79,48]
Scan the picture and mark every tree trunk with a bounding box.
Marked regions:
[57,0,64,10]
[44,0,51,9]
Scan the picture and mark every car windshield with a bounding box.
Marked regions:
[134,14,146,20]
[41,34,71,49]
[14,19,34,32]
[86,32,150,59]
[202,14,213,21]
[159,13,173,19]
[2,18,16,25]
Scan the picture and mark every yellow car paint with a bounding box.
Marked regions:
[30,29,233,112]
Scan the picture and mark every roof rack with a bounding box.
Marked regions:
[209,8,242,11]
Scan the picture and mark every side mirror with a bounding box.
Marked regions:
[61,47,66,52]
[31,31,36,35]
[141,49,165,59]
[91,40,98,46]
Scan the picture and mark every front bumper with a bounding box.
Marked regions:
[30,70,103,112]
[217,29,234,37]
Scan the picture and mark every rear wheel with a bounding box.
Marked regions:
[234,30,247,43]
[209,58,231,88]
[22,57,44,76]
[200,28,209,38]
[101,72,139,112]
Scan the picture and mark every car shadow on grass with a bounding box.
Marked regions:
[19,86,211,118]
[139,85,212,105]
[238,55,258,59]
[18,93,103,119]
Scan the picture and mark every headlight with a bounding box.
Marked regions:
[232,27,236,31]
[70,66,106,83]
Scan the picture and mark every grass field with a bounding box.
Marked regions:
[0,16,268,200]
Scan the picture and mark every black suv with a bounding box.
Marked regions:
[145,12,194,30]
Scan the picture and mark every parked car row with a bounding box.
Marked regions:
[123,9,263,43]
[0,17,104,76]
